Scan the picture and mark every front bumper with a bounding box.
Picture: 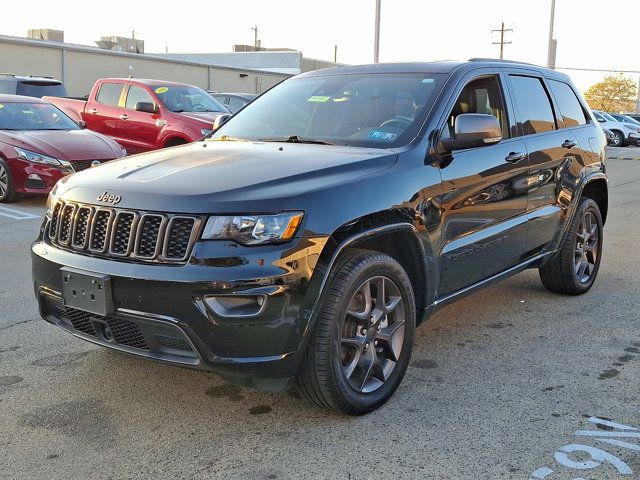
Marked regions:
[32,234,329,392]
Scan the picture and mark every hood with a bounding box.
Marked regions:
[55,141,398,214]
[0,129,121,161]
[174,112,225,127]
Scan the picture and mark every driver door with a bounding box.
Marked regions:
[117,84,160,153]
[437,73,530,296]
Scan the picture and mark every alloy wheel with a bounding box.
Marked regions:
[574,211,599,283]
[0,164,8,198]
[339,275,405,394]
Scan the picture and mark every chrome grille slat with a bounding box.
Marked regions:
[48,200,200,264]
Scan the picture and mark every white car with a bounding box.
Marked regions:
[592,110,640,146]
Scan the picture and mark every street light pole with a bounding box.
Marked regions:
[374,0,381,63]
[547,0,557,69]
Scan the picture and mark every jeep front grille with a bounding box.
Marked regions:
[48,200,202,264]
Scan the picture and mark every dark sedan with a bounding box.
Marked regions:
[0,94,126,202]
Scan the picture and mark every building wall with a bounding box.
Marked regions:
[0,35,289,96]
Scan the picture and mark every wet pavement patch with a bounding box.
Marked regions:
[205,383,245,401]
[31,352,90,367]
[542,385,564,392]
[617,354,634,363]
[0,375,23,387]
[0,345,19,353]
[624,347,640,354]
[249,405,272,415]
[413,359,438,370]
[598,368,620,380]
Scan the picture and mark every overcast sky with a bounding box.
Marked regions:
[3,0,639,92]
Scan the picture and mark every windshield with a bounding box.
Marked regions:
[16,82,67,98]
[622,115,640,125]
[0,102,80,131]
[152,85,228,113]
[211,73,445,148]
[601,112,618,122]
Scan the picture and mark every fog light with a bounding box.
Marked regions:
[25,174,46,189]
[203,294,267,318]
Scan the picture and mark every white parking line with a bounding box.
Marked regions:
[0,205,40,220]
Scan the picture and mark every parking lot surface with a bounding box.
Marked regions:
[1,149,639,479]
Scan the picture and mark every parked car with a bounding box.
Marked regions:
[592,110,640,146]
[0,74,68,98]
[45,79,230,154]
[623,113,640,122]
[602,128,616,145]
[608,113,640,127]
[33,60,607,414]
[208,92,258,113]
[0,94,125,202]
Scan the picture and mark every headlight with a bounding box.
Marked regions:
[201,129,213,137]
[15,147,62,166]
[202,212,304,245]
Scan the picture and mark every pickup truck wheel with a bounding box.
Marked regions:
[539,197,603,295]
[295,249,416,415]
[0,160,19,203]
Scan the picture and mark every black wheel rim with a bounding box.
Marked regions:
[339,276,405,394]
[574,210,599,283]
[0,164,7,199]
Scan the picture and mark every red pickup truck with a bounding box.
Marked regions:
[45,78,229,154]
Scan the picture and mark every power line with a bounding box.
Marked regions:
[556,66,640,74]
[491,22,512,60]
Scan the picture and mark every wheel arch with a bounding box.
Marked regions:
[580,177,608,225]
[162,135,190,148]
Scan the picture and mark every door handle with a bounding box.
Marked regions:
[89,108,98,114]
[562,139,577,149]
[120,114,129,120]
[505,152,526,164]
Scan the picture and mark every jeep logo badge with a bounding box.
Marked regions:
[96,192,122,205]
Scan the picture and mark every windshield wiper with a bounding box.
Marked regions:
[259,135,339,146]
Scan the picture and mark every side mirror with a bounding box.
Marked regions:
[134,102,158,114]
[77,120,87,128]
[212,113,232,131]
[440,113,502,151]
[597,118,605,123]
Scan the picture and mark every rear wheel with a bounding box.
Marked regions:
[0,159,19,203]
[296,249,416,415]
[539,197,603,295]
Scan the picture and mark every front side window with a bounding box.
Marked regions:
[0,102,79,131]
[125,86,155,110]
[509,75,556,135]
[211,73,445,148]
[548,80,587,127]
[96,82,124,106]
[441,75,509,142]
[152,85,227,113]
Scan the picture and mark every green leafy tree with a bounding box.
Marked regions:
[584,74,638,112]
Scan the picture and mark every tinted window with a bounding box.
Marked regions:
[96,82,124,106]
[212,73,445,149]
[0,80,16,94]
[548,80,587,127]
[443,75,509,142]
[125,85,154,110]
[227,96,246,113]
[510,76,556,135]
[16,82,67,98]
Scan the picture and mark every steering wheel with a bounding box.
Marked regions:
[379,117,413,129]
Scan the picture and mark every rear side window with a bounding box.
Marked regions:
[96,82,124,106]
[125,86,154,110]
[0,80,16,94]
[509,75,556,135]
[548,80,587,127]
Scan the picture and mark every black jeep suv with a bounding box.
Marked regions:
[32,60,607,414]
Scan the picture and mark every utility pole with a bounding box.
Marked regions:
[373,0,381,63]
[334,45,338,63]
[636,76,640,113]
[251,25,258,49]
[547,0,557,69]
[492,22,512,60]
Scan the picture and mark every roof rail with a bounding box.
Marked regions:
[468,58,539,66]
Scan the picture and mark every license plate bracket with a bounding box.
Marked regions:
[61,267,113,316]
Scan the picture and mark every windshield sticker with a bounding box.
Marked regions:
[368,130,398,141]
[155,87,169,94]
[0,104,3,109]
[422,78,435,83]
[307,95,330,103]
[332,96,349,102]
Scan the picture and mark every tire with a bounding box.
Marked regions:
[610,130,624,147]
[295,249,416,415]
[539,197,603,295]
[0,159,19,203]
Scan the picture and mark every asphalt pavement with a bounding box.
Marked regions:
[1,148,639,479]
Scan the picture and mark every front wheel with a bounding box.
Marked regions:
[295,249,416,415]
[539,197,603,295]
[0,159,19,203]
[610,130,624,147]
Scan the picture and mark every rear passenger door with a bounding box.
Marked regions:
[504,71,585,252]
[86,82,124,140]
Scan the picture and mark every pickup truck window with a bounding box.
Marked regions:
[96,82,124,107]
[125,86,154,110]
[0,102,79,131]
[211,73,445,149]
[509,75,557,136]
[152,85,226,113]
[548,80,587,127]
